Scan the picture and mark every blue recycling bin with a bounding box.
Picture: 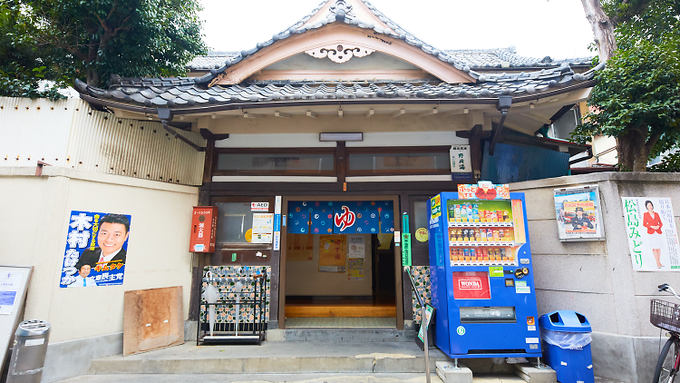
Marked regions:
[539,310,594,383]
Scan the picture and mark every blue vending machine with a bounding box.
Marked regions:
[428,183,541,359]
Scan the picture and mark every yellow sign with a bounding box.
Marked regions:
[245,228,253,243]
[415,228,429,242]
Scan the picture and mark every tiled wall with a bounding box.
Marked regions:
[410,266,431,324]
[200,266,271,324]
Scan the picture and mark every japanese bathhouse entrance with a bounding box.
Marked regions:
[279,196,403,329]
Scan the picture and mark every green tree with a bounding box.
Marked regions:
[0,1,66,99]
[574,0,680,171]
[0,0,207,97]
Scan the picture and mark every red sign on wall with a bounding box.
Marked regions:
[452,272,491,300]
[190,206,217,253]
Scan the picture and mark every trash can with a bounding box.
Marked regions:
[539,310,594,383]
[7,319,51,383]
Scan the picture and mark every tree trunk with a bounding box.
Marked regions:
[616,133,636,171]
[580,0,617,62]
[86,70,100,87]
[616,128,661,172]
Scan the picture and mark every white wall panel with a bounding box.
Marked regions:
[0,97,76,168]
[0,96,206,185]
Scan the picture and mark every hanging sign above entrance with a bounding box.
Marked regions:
[450,145,473,182]
[288,201,394,235]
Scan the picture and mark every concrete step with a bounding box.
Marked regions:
[267,328,415,342]
[57,372,445,383]
[89,342,447,375]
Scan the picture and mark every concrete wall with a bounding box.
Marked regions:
[286,234,373,296]
[510,172,680,383]
[0,166,198,381]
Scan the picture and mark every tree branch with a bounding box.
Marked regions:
[580,0,618,61]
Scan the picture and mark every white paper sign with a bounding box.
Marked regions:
[252,213,274,244]
[348,236,365,258]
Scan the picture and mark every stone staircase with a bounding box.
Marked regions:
[56,329,557,383]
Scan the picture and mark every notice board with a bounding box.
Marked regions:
[0,265,33,367]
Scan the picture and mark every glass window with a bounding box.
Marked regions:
[215,202,256,244]
[216,152,334,173]
[348,151,449,173]
[413,200,429,243]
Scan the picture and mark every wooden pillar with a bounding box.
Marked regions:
[456,124,490,181]
[189,132,223,321]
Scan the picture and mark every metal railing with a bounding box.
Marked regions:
[198,273,268,345]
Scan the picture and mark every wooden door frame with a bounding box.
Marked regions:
[279,194,403,330]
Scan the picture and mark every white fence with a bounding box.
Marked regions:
[0,97,205,185]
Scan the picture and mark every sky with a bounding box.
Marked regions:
[199,0,595,60]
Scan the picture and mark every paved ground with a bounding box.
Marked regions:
[51,341,631,383]
[58,373,549,383]
[56,372,629,383]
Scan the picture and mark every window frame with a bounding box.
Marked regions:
[345,146,452,176]
[213,147,337,177]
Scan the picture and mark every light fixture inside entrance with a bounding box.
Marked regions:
[319,132,363,142]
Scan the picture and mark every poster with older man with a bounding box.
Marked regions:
[59,210,132,288]
[622,198,680,272]
[553,185,604,242]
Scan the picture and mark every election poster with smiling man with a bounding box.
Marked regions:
[59,211,132,288]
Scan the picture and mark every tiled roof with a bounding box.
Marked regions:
[188,48,593,71]
[444,48,593,69]
[76,63,602,110]
[190,0,503,85]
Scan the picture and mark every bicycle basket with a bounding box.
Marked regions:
[651,299,680,333]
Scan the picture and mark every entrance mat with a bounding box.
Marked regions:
[285,317,396,328]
